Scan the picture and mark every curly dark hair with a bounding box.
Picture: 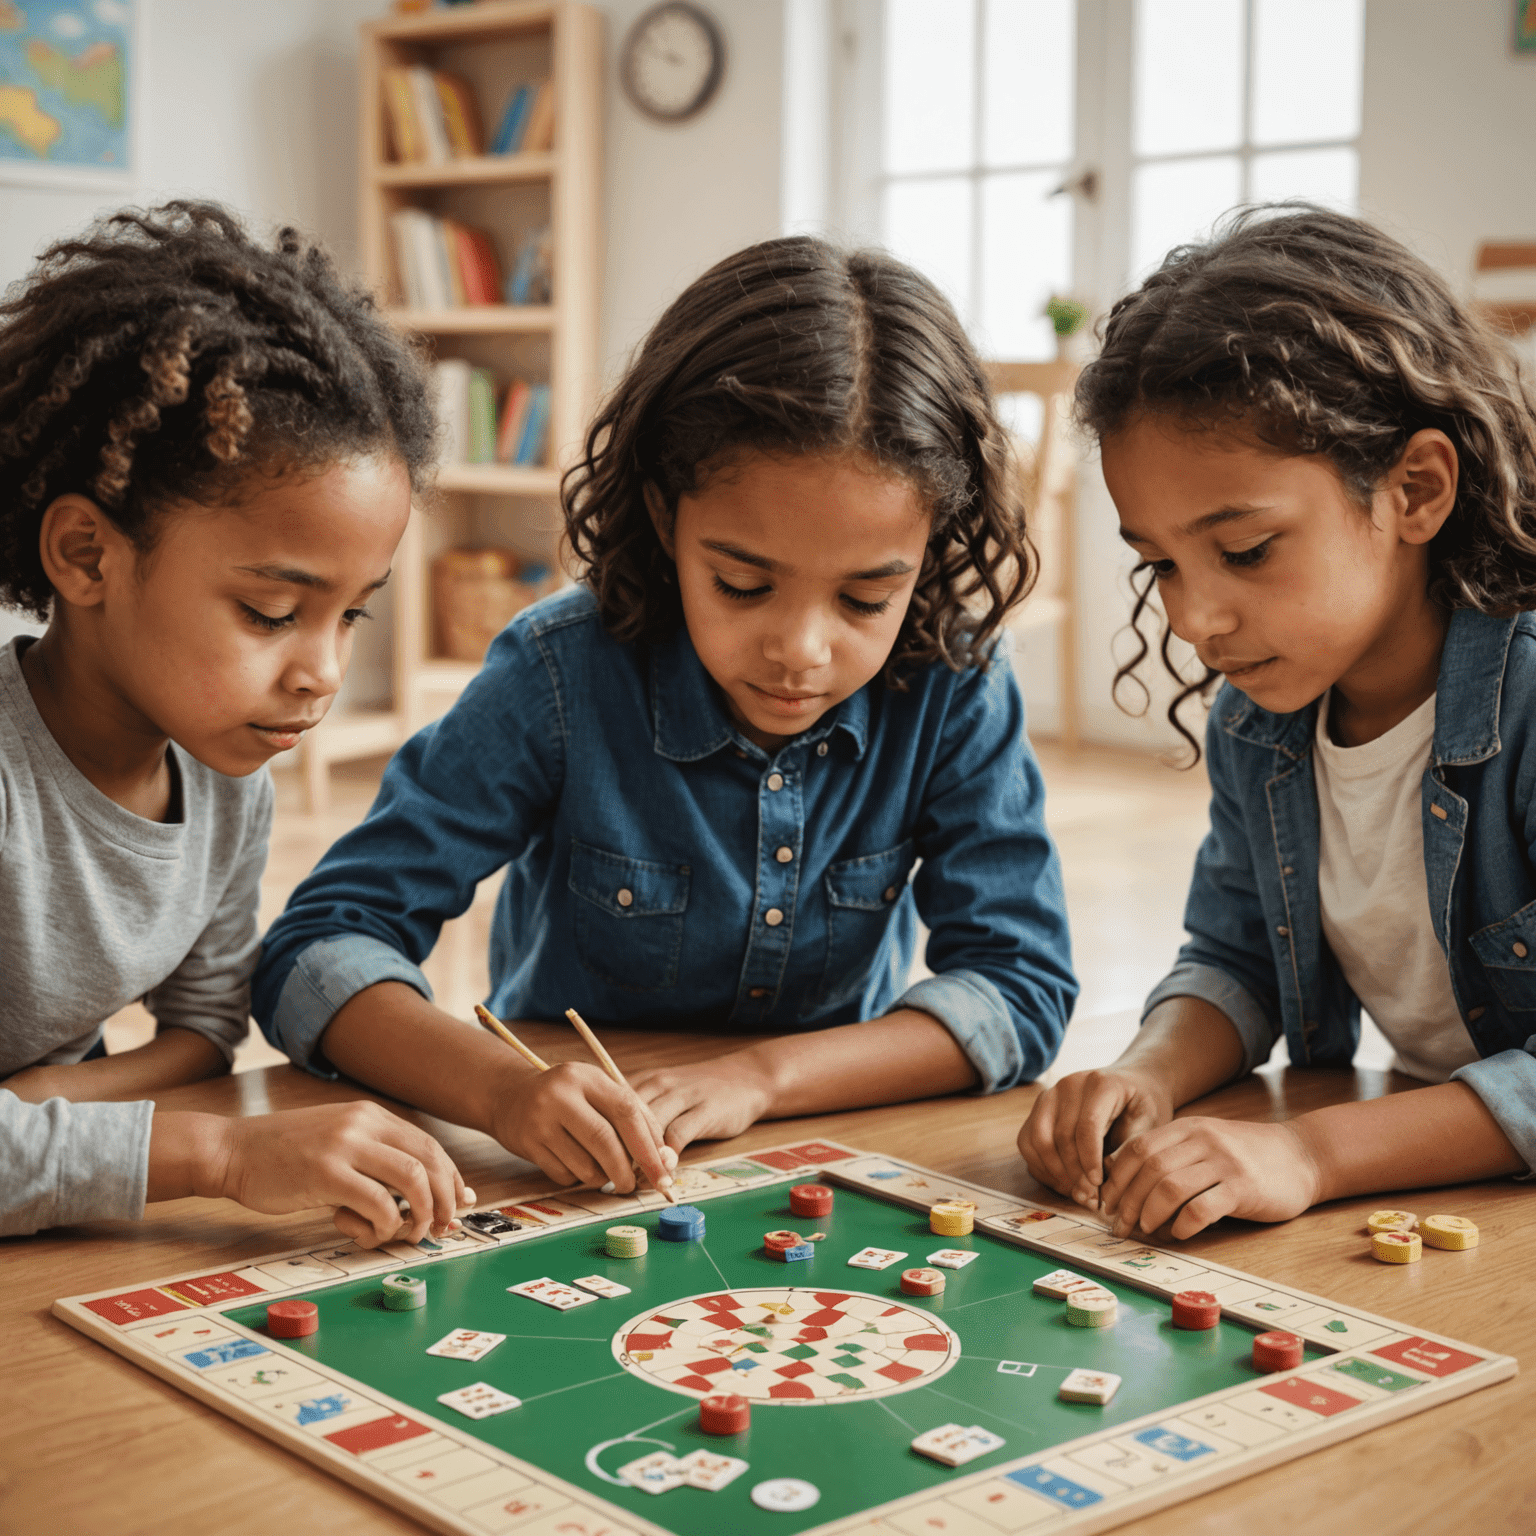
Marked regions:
[0,199,438,619]
[562,235,1033,684]
[1076,203,1536,759]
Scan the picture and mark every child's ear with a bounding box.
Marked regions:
[37,495,125,608]
[1390,429,1458,545]
[643,482,677,559]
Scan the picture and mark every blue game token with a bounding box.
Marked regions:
[657,1205,706,1241]
[782,1243,815,1262]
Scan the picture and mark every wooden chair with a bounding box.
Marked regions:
[985,348,1082,750]
[1473,242,1536,337]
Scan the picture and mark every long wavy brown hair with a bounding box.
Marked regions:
[0,200,437,619]
[1076,204,1536,759]
[563,236,1033,685]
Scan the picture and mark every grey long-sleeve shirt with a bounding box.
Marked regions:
[0,637,272,1234]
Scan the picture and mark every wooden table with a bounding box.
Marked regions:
[5,1027,1530,1535]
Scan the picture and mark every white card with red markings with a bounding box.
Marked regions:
[506,1277,597,1311]
[846,1246,908,1271]
[425,1328,506,1362]
[436,1381,522,1420]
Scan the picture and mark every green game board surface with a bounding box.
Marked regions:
[226,1177,1314,1535]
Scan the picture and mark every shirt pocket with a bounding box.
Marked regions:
[1468,899,1536,1012]
[808,839,916,1013]
[568,840,691,991]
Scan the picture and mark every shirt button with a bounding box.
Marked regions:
[749,986,770,998]
[1430,803,1448,820]
[767,772,784,791]
[1468,1005,1486,1021]
[617,888,634,908]
[735,748,747,759]
[764,908,784,926]
[1281,866,1294,876]
[1276,924,1289,936]
[1514,941,1529,958]
[775,846,794,863]
[816,742,828,757]
[884,886,898,901]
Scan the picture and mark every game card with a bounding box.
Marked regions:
[911,1422,1006,1467]
[571,1275,632,1299]
[436,1381,523,1420]
[425,1329,507,1362]
[678,1449,750,1492]
[506,1277,597,1311]
[846,1246,908,1271]
[927,1249,979,1270]
[618,1450,686,1494]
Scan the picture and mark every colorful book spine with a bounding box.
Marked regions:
[495,379,532,463]
[433,71,484,157]
[467,368,498,464]
[433,358,472,465]
[514,383,552,466]
[407,65,451,163]
[521,79,556,152]
[382,67,423,161]
[490,84,532,155]
[506,226,552,306]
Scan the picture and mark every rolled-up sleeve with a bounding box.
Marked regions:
[0,1090,152,1235]
[897,643,1078,1091]
[253,620,564,1069]
[1453,1042,1536,1172]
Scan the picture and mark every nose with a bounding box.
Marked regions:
[283,627,345,699]
[762,603,832,675]
[1165,573,1239,651]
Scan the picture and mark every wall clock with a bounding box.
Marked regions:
[620,2,726,123]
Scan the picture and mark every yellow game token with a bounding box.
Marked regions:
[1370,1230,1422,1264]
[929,1200,977,1238]
[1366,1209,1418,1236]
[1421,1214,1479,1251]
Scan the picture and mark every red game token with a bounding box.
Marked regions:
[763,1229,805,1256]
[267,1300,319,1338]
[900,1267,946,1297]
[699,1392,750,1435]
[1252,1330,1303,1373]
[789,1183,834,1218]
[1171,1290,1221,1330]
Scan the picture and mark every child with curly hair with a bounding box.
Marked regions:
[256,236,1077,1180]
[1019,207,1536,1238]
[0,201,469,1243]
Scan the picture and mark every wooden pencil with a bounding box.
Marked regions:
[565,1006,677,1204]
[473,1002,551,1072]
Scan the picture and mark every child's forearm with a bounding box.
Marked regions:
[737,1008,977,1119]
[1116,996,1248,1106]
[1290,1081,1526,1202]
[3,1027,226,1105]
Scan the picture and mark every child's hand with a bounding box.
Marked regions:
[489,1061,674,1195]
[631,1058,775,1152]
[155,1102,467,1248]
[1017,1067,1174,1206]
[1098,1116,1323,1240]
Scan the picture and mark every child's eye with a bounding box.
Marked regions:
[713,574,771,602]
[1139,558,1177,580]
[241,604,295,632]
[342,606,374,627]
[1223,538,1273,569]
[841,593,892,617]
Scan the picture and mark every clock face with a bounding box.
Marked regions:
[621,2,725,123]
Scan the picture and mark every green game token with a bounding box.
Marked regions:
[382,1273,426,1311]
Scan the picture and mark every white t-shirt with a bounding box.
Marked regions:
[1314,690,1478,1083]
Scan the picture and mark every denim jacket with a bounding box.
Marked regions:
[1146,606,1536,1169]
[254,586,1077,1091]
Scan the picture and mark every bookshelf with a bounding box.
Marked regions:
[300,0,602,811]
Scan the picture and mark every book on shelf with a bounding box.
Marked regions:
[390,209,503,308]
[489,78,554,155]
[505,225,552,306]
[495,380,551,466]
[436,366,551,468]
[382,64,485,163]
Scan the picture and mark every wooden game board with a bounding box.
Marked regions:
[53,1140,1515,1536]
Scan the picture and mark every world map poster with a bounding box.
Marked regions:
[0,0,131,178]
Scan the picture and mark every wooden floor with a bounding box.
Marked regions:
[104,738,1400,1077]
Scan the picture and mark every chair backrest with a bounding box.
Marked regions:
[1473,242,1536,339]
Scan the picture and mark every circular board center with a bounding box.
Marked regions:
[612,1287,960,1403]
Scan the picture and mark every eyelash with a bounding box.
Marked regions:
[241,604,373,631]
[1140,538,1274,582]
[711,574,891,617]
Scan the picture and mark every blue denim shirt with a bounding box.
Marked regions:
[254,586,1077,1090]
[1146,607,1536,1170]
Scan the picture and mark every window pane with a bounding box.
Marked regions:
[983,0,1074,168]
[1249,146,1358,210]
[884,0,976,174]
[1134,0,1244,156]
[997,391,1045,447]
[1131,155,1241,278]
[1252,0,1364,146]
[978,170,1071,360]
[883,177,975,324]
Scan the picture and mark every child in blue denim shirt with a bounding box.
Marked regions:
[1020,207,1536,1237]
[257,237,1078,1194]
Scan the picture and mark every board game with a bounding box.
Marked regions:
[54,1140,1515,1536]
